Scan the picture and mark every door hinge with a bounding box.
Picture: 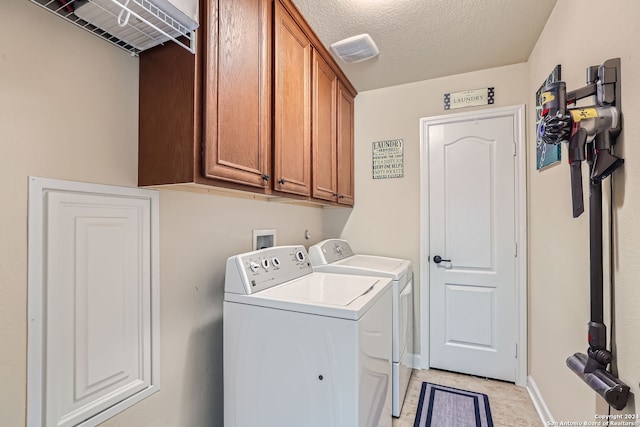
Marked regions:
[513,142,517,157]
[515,343,518,358]
[514,242,518,257]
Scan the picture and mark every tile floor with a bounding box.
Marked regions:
[393,369,543,427]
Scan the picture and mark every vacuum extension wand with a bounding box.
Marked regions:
[538,58,629,410]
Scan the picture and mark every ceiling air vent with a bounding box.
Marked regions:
[330,34,379,64]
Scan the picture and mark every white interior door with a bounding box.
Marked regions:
[427,111,517,382]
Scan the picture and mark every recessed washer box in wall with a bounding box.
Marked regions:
[253,229,276,251]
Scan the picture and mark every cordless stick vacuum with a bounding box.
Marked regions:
[538,58,629,410]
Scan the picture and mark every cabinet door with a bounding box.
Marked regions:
[337,81,355,205]
[311,51,338,202]
[273,0,312,196]
[203,0,272,188]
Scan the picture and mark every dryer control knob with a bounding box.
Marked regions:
[295,250,305,262]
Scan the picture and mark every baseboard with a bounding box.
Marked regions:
[527,375,554,426]
[412,353,421,370]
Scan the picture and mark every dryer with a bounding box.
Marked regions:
[308,239,413,417]
[224,245,393,427]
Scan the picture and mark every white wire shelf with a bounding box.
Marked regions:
[30,0,197,55]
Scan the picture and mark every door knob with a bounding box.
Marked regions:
[433,255,451,264]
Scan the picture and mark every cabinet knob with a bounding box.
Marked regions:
[332,193,338,197]
[278,178,286,185]
[262,174,270,181]
[339,195,345,199]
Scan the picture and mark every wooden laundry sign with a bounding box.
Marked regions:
[444,87,495,110]
[372,139,404,179]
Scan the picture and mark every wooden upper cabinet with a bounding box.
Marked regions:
[337,81,355,206]
[273,0,312,197]
[138,0,272,192]
[139,0,357,204]
[311,50,338,202]
[202,0,272,188]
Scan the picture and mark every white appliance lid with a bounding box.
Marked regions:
[224,272,392,320]
[315,254,411,280]
[259,273,378,306]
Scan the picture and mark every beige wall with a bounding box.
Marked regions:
[0,2,323,426]
[7,0,640,424]
[527,0,640,419]
[324,63,529,354]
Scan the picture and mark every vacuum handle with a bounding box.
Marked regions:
[567,128,587,218]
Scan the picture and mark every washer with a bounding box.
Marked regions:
[308,239,413,418]
[224,245,393,427]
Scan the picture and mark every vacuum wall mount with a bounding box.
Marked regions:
[538,58,629,410]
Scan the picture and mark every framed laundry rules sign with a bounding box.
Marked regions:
[372,139,404,179]
[444,88,495,110]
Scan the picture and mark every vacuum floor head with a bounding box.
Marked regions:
[567,352,629,410]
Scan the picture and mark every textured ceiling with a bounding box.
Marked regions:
[291,0,558,92]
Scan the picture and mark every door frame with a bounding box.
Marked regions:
[418,105,527,387]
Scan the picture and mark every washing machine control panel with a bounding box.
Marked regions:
[232,245,312,294]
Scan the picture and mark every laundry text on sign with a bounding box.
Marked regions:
[372,139,404,179]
